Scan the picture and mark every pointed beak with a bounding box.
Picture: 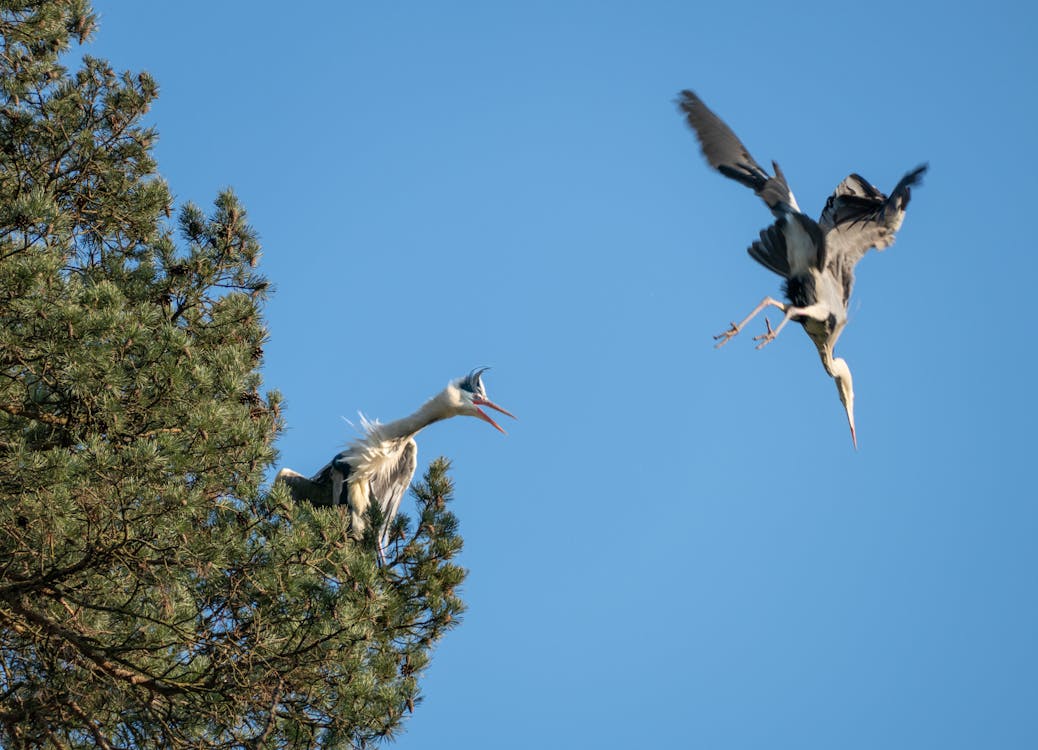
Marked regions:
[844,402,857,450]
[473,397,517,434]
[832,363,857,451]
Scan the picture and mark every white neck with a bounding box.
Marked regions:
[828,356,852,382]
[811,338,837,377]
[372,391,455,442]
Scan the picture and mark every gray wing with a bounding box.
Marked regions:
[819,164,927,267]
[276,447,358,507]
[276,467,335,506]
[677,89,799,215]
[747,212,827,279]
[368,439,418,547]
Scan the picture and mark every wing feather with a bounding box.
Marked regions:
[277,466,334,506]
[677,90,799,215]
[820,165,927,266]
[819,164,926,302]
[747,213,826,279]
[748,222,792,278]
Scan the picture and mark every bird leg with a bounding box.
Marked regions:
[753,301,830,349]
[753,308,796,349]
[714,296,789,348]
[757,316,775,343]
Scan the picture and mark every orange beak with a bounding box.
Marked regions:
[473,397,517,434]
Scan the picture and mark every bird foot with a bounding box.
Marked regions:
[753,317,777,350]
[713,322,741,349]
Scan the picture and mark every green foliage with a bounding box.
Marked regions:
[0,2,467,747]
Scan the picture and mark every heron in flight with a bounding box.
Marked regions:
[277,368,515,561]
[677,89,926,448]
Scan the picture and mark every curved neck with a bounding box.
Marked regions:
[810,337,838,377]
[375,392,453,441]
[828,355,852,383]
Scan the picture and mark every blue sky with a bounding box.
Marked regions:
[89,2,1038,748]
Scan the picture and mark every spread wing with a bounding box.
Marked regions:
[820,164,927,268]
[677,89,800,215]
[820,164,926,301]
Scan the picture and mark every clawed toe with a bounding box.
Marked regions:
[713,323,740,348]
[753,316,776,349]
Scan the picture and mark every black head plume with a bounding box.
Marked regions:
[458,367,490,398]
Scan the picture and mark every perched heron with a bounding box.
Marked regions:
[276,368,515,561]
[677,89,926,448]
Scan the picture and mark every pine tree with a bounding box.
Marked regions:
[0,2,466,746]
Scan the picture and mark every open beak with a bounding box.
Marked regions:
[473,397,517,434]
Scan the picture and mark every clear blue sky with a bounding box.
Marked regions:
[89,2,1037,748]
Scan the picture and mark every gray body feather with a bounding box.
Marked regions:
[678,88,926,314]
[678,88,926,447]
[275,368,514,558]
[276,468,334,506]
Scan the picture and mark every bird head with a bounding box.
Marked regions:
[831,357,857,449]
[449,367,516,433]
